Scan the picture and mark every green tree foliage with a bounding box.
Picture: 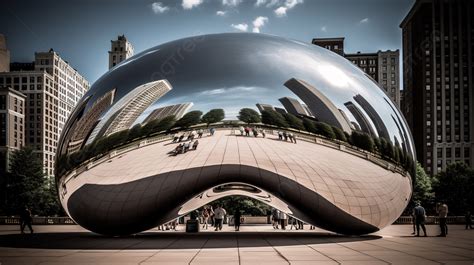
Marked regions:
[127,124,143,141]
[331,126,346,142]
[432,162,474,214]
[174,110,203,128]
[261,110,288,128]
[283,113,305,130]
[315,122,335,139]
[412,162,434,208]
[201,109,225,126]
[211,196,271,216]
[238,108,261,124]
[303,118,317,133]
[5,147,61,216]
[350,131,374,152]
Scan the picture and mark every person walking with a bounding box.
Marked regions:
[214,205,226,231]
[413,202,427,237]
[234,209,242,231]
[278,131,283,140]
[292,133,297,144]
[202,207,210,230]
[289,217,298,230]
[210,127,216,136]
[245,127,250,137]
[19,206,33,234]
[465,211,473,229]
[239,126,244,136]
[280,211,287,230]
[260,129,266,138]
[198,129,204,138]
[436,202,448,237]
[297,219,304,230]
[192,140,199,150]
[272,208,280,229]
[172,133,179,143]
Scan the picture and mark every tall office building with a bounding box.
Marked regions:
[0,87,25,175]
[255,103,275,113]
[400,0,473,175]
[279,97,310,117]
[0,49,90,176]
[143,102,193,124]
[109,35,134,69]
[284,78,352,133]
[0,34,10,72]
[312,38,400,106]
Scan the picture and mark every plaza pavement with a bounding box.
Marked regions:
[0,224,473,264]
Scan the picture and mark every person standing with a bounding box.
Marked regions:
[234,209,242,231]
[213,205,226,231]
[413,202,427,237]
[279,211,287,230]
[436,202,448,237]
[19,206,33,234]
[239,126,244,136]
[271,208,280,229]
[202,207,210,230]
[465,211,473,229]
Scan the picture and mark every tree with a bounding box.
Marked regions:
[350,131,374,152]
[303,118,317,134]
[211,196,271,216]
[411,162,434,208]
[283,113,305,130]
[201,109,225,126]
[315,122,335,139]
[238,108,261,124]
[127,124,142,141]
[152,115,176,133]
[5,147,60,216]
[261,110,288,128]
[174,110,203,128]
[432,162,474,215]
[331,126,347,142]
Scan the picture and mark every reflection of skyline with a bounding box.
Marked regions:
[67,89,116,154]
[86,80,172,144]
[61,33,413,158]
[143,102,193,124]
[284,78,352,133]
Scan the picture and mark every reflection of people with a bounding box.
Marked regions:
[279,211,287,230]
[20,206,33,234]
[413,202,427,237]
[272,208,280,229]
[202,207,210,230]
[436,202,448,237]
[192,140,199,150]
[234,209,241,231]
[214,205,226,231]
[239,126,244,136]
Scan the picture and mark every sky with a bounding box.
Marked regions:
[1,0,414,84]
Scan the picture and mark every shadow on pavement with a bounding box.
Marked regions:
[0,231,381,249]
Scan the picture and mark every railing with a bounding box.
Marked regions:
[394,216,467,224]
[0,216,76,225]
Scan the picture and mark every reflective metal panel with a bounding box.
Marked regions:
[56,33,415,236]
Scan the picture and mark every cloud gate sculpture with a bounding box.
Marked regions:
[56,33,415,236]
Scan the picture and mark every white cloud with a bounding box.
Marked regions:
[199,86,258,96]
[252,16,268,33]
[359,17,369,23]
[274,0,303,17]
[231,23,249,32]
[255,0,267,6]
[223,0,242,7]
[321,26,327,32]
[274,6,287,17]
[216,10,227,16]
[182,0,203,10]
[151,2,169,14]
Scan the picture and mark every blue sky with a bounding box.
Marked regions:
[1,0,413,84]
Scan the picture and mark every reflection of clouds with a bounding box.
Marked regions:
[199,86,261,96]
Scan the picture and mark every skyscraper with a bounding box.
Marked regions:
[312,38,400,106]
[284,78,352,133]
[0,87,25,175]
[255,103,275,113]
[0,49,89,176]
[143,102,193,124]
[109,35,134,69]
[0,34,10,72]
[279,97,309,117]
[400,0,473,175]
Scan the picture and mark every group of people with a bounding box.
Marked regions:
[200,205,227,231]
[411,201,450,237]
[158,218,179,231]
[278,131,297,144]
[238,126,266,138]
[172,129,205,143]
[271,208,289,230]
[173,140,199,155]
